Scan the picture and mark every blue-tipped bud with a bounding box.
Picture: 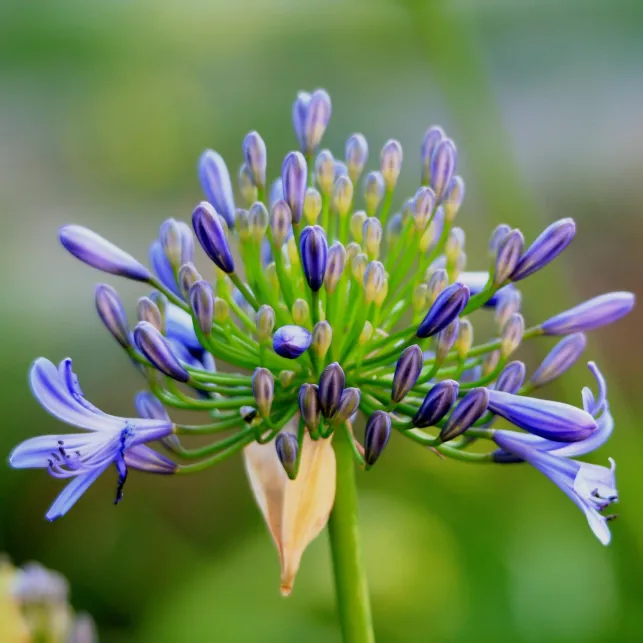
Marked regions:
[363,217,383,258]
[530,333,587,388]
[455,318,473,359]
[311,321,332,359]
[248,202,270,243]
[380,139,403,190]
[298,383,321,432]
[270,178,284,208]
[300,225,328,292]
[494,361,526,394]
[430,138,457,200]
[488,224,511,256]
[334,160,349,180]
[487,389,597,441]
[303,187,322,224]
[319,362,345,419]
[352,252,369,284]
[345,133,369,183]
[315,149,335,196]
[363,260,386,304]
[426,268,449,303]
[386,213,404,246]
[238,163,258,206]
[364,171,385,215]
[256,305,276,341]
[95,284,131,348]
[421,125,445,185]
[417,282,470,338]
[392,345,424,403]
[149,291,168,331]
[443,176,465,222]
[135,390,171,422]
[133,321,189,382]
[242,130,267,188]
[510,218,576,281]
[436,319,460,362]
[541,292,635,335]
[324,241,346,294]
[60,225,152,282]
[301,89,332,154]
[252,367,274,418]
[332,175,354,217]
[160,218,194,268]
[178,262,202,300]
[192,202,235,273]
[275,432,299,479]
[273,325,312,359]
[364,411,392,466]
[189,280,214,335]
[494,229,524,285]
[501,312,525,357]
[333,387,361,425]
[413,186,437,230]
[292,91,311,149]
[440,388,489,442]
[412,380,459,428]
[282,151,308,224]
[270,200,292,247]
[137,296,163,332]
[198,150,236,227]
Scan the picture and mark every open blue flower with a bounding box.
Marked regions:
[9,358,175,521]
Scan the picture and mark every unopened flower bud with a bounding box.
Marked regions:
[443,176,465,222]
[495,289,522,328]
[421,125,445,185]
[271,200,292,247]
[430,138,457,200]
[149,291,168,331]
[363,261,386,304]
[482,350,501,376]
[160,218,194,267]
[238,163,258,206]
[363,217,383,259]
[351,252,368,285]
[332,175,353,217]
[242,130,267,188]
[436,319,460,362]
[303,89,332,153]
[213,297,229,323]
[455,318,473,359]
[386,213,404,246]
[198,150,236,227]
[417,282,470,338]
[178,262,202,299]
[137,296,162,332]
[299,383,321,431]
[412,283,429,314]
[413,380,459,428]
[350,211,367,243]
[248,202,269,243]
[420,206,445,252]
[279,370,296,387]
[275,432,299,479]
[413,186,436,231]
[273,325,312,359]
[300,225,328,292]
[312,321,332,359]
[530,333,587,388]
[426,268,448,304]
[134,321,189,382]
[324,242,346,294]
[364,171,385,215]
[319,362,345,418]
[488,223,511,256]
[392,344,423,403]
[95,284,131,348]
[192,201,235,273]
[359,321,374,344]
[282,151,307,224]
[333,387,361,424]
[380,139,403,190]
[494,229,524,286]
[495,361,526,394]
[256,305,276,341]
[235,208,251,242]
[440,388,489,442]
[364,410,392,466]
[266,262,279,292]
[270,178,284,208]
[303,188,322,224]
[501,312,525,357]
[286,236,300,266]
[252,367,274,418]
[292,298,310,326]
[345,241,361,265]
[315,149,335,196]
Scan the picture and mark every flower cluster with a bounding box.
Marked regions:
[11,89,634,584]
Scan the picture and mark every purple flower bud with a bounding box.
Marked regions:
[303,89,332,153]
[192,201,235,273]
[440,388,489,442]
[427,268,448,303]
[494,361,526,394]
[364,411,392,466]
[443,176,465,221]
[300,225,328,292]
[488,224,511,256]
[270,178,284,208]
[495,288,522,328]
[189,280,214,335]
[501,312,525,357]
[486,389,597,441]
[334,387,361,424]
[380,139,403,190]
[417,282,470,338]
[421,125,445,185]
[282,151,307,224]
[256,305,276,340]
[292,91,311,149]
[345,133,369,182]
[273,325,312,359]
[392,345,424,403]
[59,225,151,282]
[430,138,457,200]
[494,229,524,285]
[135,390,170,421]
[198,150,236,227]
[510,218,576,281]
[413,186,437,230]
[436,319,460,362]
[324,241,346,294]
[364,171,385,215]
[160,218,194,268]
[270,200,292,247]
[95,284,131,348]
[530,333,587,388]
[299,383,321,431]
[178,262,202,300]
[149,240,181,297]
[238,163,258,205]
[386,213,404,245]
[275,432,299,479]
[335,161,349,179]
[242,130,267,187]
[541,292,635,335]
[137,296,162,331]
[332,175,354,217]
[413,380,459,428]
[248,202,269,242]
[252,367,274,418]
[133,321,189,382]
[315,149,335,196]
[319,362,345,419]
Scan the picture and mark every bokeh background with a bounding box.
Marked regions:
[1,0,642,641]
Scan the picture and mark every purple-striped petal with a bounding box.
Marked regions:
[45,464,111,521]
[124,445,177,474]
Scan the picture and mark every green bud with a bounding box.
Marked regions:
[252,367,274,419]
[213,297,229,323]
[412,283,429,314]
[363,217,382,259]
[363,261,385,305]
[455,318,473,359]
[292,298,310,326]
[315,149,335,196]
[279,370,296,387]
[235,208,251,242]
[312,321,332,359]
[238,163,258,207]
[332,176,353,217]
[351,252,368,284]
[350,211,367,243]
[248,202,269,243]
[303,187,322,224]
[256,305,276,341]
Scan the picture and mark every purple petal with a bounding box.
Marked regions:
[45,464,110,521]
[124,445,177,474]
[149,240,182,298]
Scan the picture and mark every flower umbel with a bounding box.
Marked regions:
[12,91,634,594]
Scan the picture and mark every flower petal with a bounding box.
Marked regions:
[124,445,177,474]
[45,463,110,521]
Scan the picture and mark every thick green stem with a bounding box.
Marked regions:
[327,429,374,643]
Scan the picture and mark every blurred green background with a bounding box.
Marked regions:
[1,0,642,641]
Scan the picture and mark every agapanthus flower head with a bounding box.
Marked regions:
[16,89,635,596]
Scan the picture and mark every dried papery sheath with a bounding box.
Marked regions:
[392,345,424,403]
[530,333,587,388]
[189,280,215,335]
[252,368,275,419]
[364,171,385,215]
[275,432,299,479]
[243,130,267,188]
[380,139,403,190]
[198,149,236,227]
[273,325,312,359]
[494,229,524,285]
[412,380,459,428]
[134,321,190,382]
[137,296,162,332]
[192,202,235,273]
[440,387,489,442]
[417,282,470,338]
[95,284,131,348]
[345,133,368,182]
[495,361,526,394]
[299,383,321,431]
[60,225,151,281]
[541,292,635,335]
[510,218,576,281]
[319,362,345,419]
[421,125,445,185]
[282,151,308,224]
[300,225,328,292]
[364,411,392,466]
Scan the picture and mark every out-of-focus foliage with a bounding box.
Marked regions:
[1,1,641,641]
